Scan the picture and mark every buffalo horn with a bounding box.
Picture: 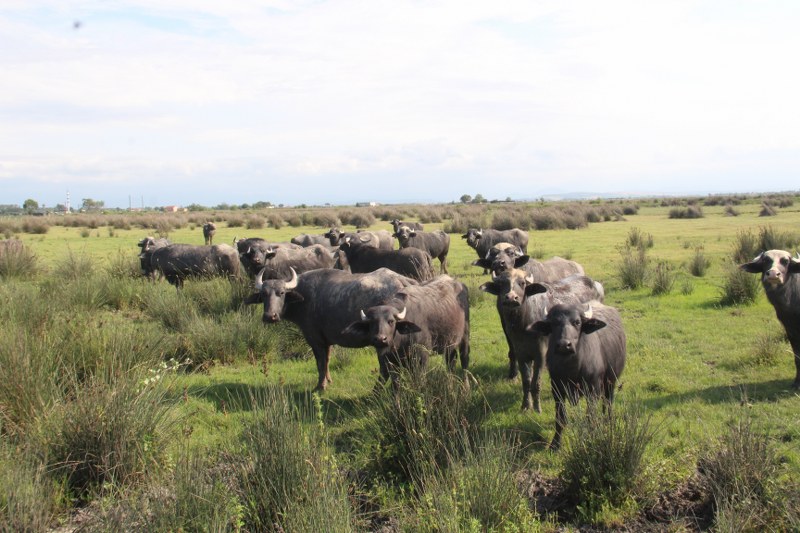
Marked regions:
[360,310,367,321]
[285,267,298,290]
[254,266,267,290]
[396,306,407,320]
[584,305,593,319]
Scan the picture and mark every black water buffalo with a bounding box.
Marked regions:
[390,219,424,233]
[394,225,450,274]
[202,222,217,245]
[324,228,394,250]
[137,236,171,279]
[291,233,336,250]
[741,250,800,388]
[147,243,240,288]
[234,237,302,277]
[244,267,418,390]
[528,302,626,450]
[481,270,604,414]
[342,275,469,383]
[339,236,434,281]
[462,228,529,274]
[252,244,335,279]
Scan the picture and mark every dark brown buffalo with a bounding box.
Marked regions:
[394,225,450,274]
[462,228,529,274]
[147,243,240,288]
[338,236,434,281]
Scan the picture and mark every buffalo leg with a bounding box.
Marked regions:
[459,337,470,371]
[500,315,518,380]
[550,399,567,451]
[440,255,448,274]
[789,336,800,389]
[313,345,332,391]
[519,359,533,411]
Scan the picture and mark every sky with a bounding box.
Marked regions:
[1,1,799,208]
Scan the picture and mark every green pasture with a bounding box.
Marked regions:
[3,199,800,528]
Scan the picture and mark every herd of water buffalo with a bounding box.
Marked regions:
[135,221,800,449]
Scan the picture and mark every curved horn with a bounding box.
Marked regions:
[285,267,298,290]
[360,309,367,321]
[396,306,407,320]
[254,266,267,290]
[543,306,548,318]
[584,305,593,319]
[233,236,239,245]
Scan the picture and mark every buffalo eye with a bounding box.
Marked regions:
[780,257,789,266]
[572,320,581,327]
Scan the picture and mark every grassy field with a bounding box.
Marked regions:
[2,197,800,530]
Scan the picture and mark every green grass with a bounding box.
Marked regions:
[2,199,800,528]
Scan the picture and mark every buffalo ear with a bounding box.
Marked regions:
[789,257,800,273]
[740,257,765,273]
[409,231,417,238]
[243,293,263,305]
[527,321,551,336]
[461,234,468,239]
[396,320,422,335]
[285,291,304,304]
[514,255,531,267]
[525,282,548,296]
[341,321,371,338]
[581,318,607,334]
[472,258,491,269]
[480,281,502,295]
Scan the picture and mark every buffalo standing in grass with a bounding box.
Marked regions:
[252,244,335,280]
[741,250,800,388]
[390,219,424,233]
[137,236,171,280]
[234,237,302,278]
[481,270,604,414]
[202,222,217,245]
[528,302,626,450]
[291,233,337,250]
[462,228,529,274]
[324,227,394,250]
[342,275,469,383]
[339,235,434,281]
[244,267,417,390]
[146,243,240,288]
[394,225,450,274]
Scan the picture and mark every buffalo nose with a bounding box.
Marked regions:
[558,340,574,353]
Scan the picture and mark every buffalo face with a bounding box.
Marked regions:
[741,250,800,287]
[528,304,607,356]
[479,270,546,307]
[461,228,482,249]
[342,305,420,351]
[244,267,303,323]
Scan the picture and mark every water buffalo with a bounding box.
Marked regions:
[528,302,626,450]
[234,237,302,277]
[342,275,469,383]
[291,233,336,250]
[252,244,335,280]
[339,236,434,281]
[394,225,450,274]
[324,227,394,250]
[740,250,800,388]
[462,228,529,274]
[390,219,424,233]
[146,243,240,288]
[244,267,418,390]
[480,270,604,413]
[137,236,171,279]
[202,222,217,245]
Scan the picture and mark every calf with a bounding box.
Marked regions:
[244,267,417,390]
[342,275,469,383]
[741,250,800,388]
[394,225,450,274]
[528,302,626,450]
[339,236,434,281]
[480,270,604,413]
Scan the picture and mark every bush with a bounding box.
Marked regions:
[759,204,777,217]
[312,211,341,228]
[626,227,654,249]
[732,229,759,264]
[560,400,656,526]
[724,205,740,217]
[651,261,675,295]
[267,213,284,229]
[350,211,376,228]
[719,262,760,306]
[668,206,704,219]
[689,247,711,277]
[21,218,50,234]
[0,240,37,279]
[758,225,800,252]
[245,214,265,229]
[618,246,649,290]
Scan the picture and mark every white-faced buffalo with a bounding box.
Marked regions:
[390,219,424,233]
[741,250,800,388]
[481,270,604,414]
[202,222,217,245]
[234,237,302,277]
[244,267,418,391]
[324,228,394,250]
[339,236,434,281]
[528,302,626,450]
[146,243,240,288]
[342,275,469,383]
[291,233,336,250]
[394,225,450,274]
[250,244,335,280]
[137,236,171,280]
[463,228,529,274]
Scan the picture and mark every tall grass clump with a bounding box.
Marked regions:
[626,227,654,249]
[358,365,485,485]
[617,246,649,290]
[724,205,740,217]
[758,224,800,251]
[699,414,794,530]
[689,247,711,277]
[719,262,760,306]
[21,217,50,234]
[53,248,95,280]
[668,205,704,219]
[732,229,759,264]
[407,435,538,532]
[560,400,657,527]
[0,239,37,279]
[0,443,64,532]
[267,213,284,229]
[245,214,265,229]
[236,387,354,532]
[758,204,777,217]
[651,261,675,295]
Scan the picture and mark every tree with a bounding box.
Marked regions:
[472,193,486,204]
[460,194,472,204]
[23,198,38,212]
[81,198,104,211]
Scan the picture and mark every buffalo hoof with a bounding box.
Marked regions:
[533,401,542,414]
[548,439,561,452]
[792,380,800,390]
[521,399,533,411]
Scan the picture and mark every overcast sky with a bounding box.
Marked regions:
[1,1,799,208]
